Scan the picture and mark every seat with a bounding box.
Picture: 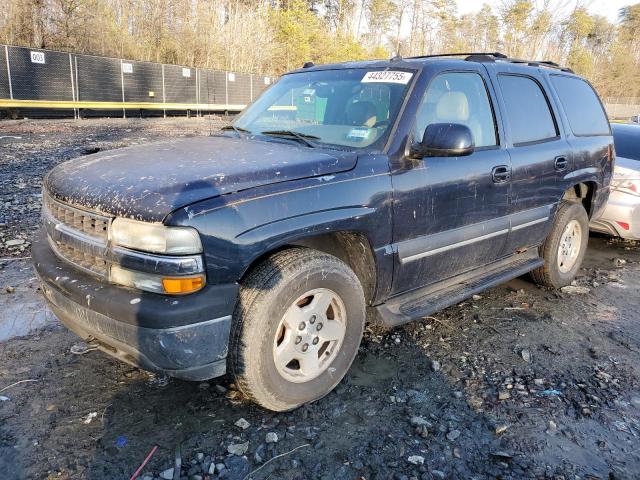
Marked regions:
[345,101,377,127]
[434,91,483,146]
[436,91,469,123]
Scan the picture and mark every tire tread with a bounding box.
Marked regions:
[228,247,364,411]
[530,201,588,288]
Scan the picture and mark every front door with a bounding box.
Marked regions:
[390,68,511,295]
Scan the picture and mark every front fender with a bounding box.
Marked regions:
[165,156,393,288]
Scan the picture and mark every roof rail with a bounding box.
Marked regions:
[404,51,574,73]
[405,52,508,60]
[463,53,574,73]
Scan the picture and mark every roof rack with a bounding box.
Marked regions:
[405,52,507,60]
[402,52,574,73]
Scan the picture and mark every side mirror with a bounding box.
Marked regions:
[409,123,475,159]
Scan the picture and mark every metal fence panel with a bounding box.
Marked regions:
[0,47,10,99]
[228,72,251,105]
[252,74,271,101]
[7,46,73,101]
[212,70,227,105]
[163,64,197,104]
[75,54,122,102]
[122,60,163,104]
[198,69,216,105]
[0,44,270,114]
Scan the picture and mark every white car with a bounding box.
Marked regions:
[590,123,640,239]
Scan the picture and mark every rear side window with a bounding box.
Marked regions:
[550,75,610,136]
[498,75,558,145]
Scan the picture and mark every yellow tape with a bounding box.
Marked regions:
[0,99,247,111]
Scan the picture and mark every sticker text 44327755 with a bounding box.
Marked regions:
[361,71,413,85]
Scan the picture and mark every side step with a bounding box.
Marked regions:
[376,252,544,327]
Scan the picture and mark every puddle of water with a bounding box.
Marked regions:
[0,261,58,341]
[349,353,398,387]
[0,297,57,341]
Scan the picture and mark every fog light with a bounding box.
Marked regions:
[162,276,205,294]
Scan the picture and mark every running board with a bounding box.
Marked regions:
[376,252,544,327]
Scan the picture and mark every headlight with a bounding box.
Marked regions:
[111,218,202,255]
[110,264,205,295]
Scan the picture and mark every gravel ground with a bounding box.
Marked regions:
[1,119,640,480]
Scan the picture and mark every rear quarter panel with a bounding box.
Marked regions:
[542,71,613,213]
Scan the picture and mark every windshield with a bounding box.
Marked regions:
[234,68,415,150]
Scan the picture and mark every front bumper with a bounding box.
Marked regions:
[589,189,640,240]
[33,233,239,380]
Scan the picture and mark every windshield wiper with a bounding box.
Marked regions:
[260,130,320,148]
[221,125,251,135]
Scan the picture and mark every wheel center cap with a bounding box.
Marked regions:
[295,320,322,353]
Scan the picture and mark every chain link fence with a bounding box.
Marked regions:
[2,44,639,121]
[0,44,273,118]
[602,97,640,120]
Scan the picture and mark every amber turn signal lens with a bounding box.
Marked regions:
[162,276,205,294]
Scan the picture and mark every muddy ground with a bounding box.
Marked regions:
[1,119,640,480]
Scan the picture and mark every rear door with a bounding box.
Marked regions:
[547,74,613,194]
[390,66,512,294]
[486,66,571,253]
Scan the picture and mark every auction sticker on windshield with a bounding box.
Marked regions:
[362,71,413,84]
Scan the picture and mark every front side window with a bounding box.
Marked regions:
[234,68,415,149]
[550,75,610,136]
[499,74,558,145]
[414,71,497,148]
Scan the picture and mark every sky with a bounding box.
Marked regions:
[455,0,635,22]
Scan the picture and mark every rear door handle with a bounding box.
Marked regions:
[491,165,511,183]
[554,156,568,171]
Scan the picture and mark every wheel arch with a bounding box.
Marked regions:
[239,231,378,305]
[562,181,598,217]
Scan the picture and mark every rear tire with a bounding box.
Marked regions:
[228,247,366,411]
[530,201,589,288]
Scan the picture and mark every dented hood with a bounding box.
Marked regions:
[45,135,357,222]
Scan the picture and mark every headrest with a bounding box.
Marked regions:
[436,92,469,122]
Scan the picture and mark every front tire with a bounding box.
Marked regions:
[530,201,589,288]
[228,248,366,411]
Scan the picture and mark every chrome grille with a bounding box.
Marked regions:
[43,191,111,278]
[49,238,108,276]
[42,189,205,285]
[44,193,110,241]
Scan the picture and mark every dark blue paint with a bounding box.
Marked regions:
[41,56,613,329]
[45,135,357,222]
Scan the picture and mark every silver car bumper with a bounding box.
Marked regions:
[590,189,640,240]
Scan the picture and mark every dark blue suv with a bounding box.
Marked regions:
[34,53,613,410]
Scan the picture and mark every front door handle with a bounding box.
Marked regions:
[491,165,511,183]
[554,156,568,171]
